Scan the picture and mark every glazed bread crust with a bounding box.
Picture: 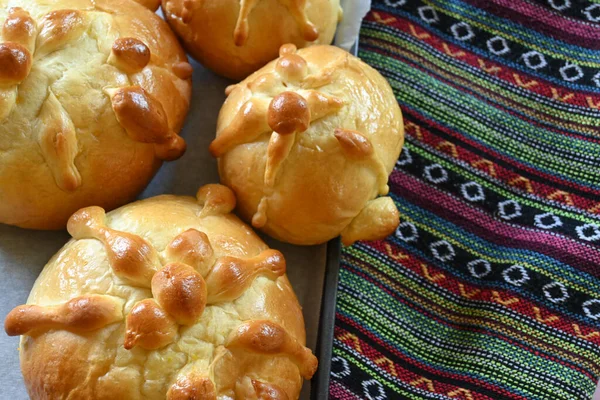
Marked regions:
[161,0,341,80]
[5,184,314,400]
[0,0,192,229]
[212,45,404,245]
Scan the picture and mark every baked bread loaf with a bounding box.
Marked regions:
[5,184,316,399]
[0,0,192,229]
[161,0,341,80]
[134,0,162,11]
[210,44,404,246]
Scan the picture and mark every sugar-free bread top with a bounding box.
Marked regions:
[5,184,316,399]
[161,0,341,80]
[211,45,404,245]
[0,0,192,229]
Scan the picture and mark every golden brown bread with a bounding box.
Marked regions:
[124,298,179,350]
[167,372,218,399]
[108,37,151,73]
[4,184,315,399]
[151,262,207,326]
[0,0,192,229]
[133,0,162,11]
[211,44,404,245]
[4,295,124,337]
[160,0,341,80]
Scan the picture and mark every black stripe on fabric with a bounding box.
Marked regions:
[528,0,600,25]
[343,246,600,359]
[394,136,600,254]
[372,0,600,88]
[334,318,517,400]
[355,38,600,199]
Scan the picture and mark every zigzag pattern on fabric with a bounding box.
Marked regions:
[331,1,600,399]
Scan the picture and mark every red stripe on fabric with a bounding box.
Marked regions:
[390,168,600,277]
[364,11,600,102]
[363,41,600,139]
[334,322,514,399]
[463,0,600,48]
[329,380,362,400]
[346,250,600,378]
[403,108,600,197]
[369,238,600,346]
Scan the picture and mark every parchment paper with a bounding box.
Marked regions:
[335,0,371,50]
[0,4,367,398]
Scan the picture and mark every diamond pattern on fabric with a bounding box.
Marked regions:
[330,1,600,399]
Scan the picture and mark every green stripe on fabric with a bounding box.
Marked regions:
[358,50,600,176]
[406,142,600,224]
[361,29,599,129]
[343,247,600,364]
[430,0,600,65]
[338,271,596,398]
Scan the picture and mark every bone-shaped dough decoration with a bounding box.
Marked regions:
[67,206,161,287]
[2,7,37,52]
[167,372,217,400]
[5,295,123,336]
[226,320,318,379]
[106,86,186,161]
[35,9,88,58]
[233,0,318,47]
[161,229,215,276]
[152,262,207,326]
[108,37,151,74]
[37,90,81,191]
[124,298,178,350]
[235,377,290,400]
[205,249,286,303]
[196,184,237,217]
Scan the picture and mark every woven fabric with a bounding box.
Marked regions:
[329,1,600,399]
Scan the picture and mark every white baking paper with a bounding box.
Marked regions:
[335,0,371,50]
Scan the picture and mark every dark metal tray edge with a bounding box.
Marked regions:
[310,238,342,400]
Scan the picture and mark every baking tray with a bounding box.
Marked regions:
[310,238,342,400]
[0,39,360,398]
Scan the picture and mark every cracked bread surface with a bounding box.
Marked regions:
[6,185,314,399]
[0,0,192,229]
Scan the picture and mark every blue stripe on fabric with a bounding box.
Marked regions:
[372,3,600,93]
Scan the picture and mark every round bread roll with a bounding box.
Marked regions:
[210,44,404,246]
[0,0,192,230]
[134,0,162,11]
[4,184,316,400]
[161,0,341,80]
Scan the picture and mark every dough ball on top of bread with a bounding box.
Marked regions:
[0,0,192,229]
[211,44,404,245]
[5,184,316,399]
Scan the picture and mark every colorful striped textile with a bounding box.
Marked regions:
[329,1,600,399]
